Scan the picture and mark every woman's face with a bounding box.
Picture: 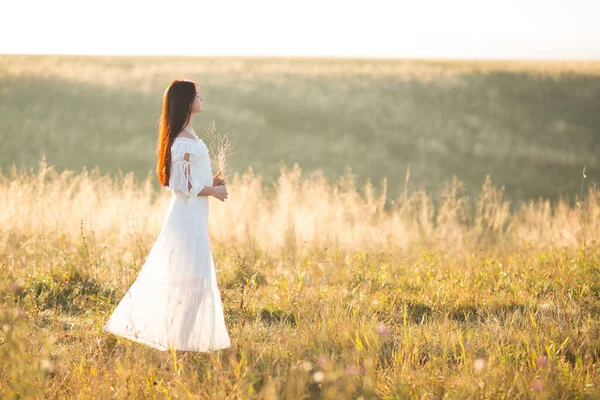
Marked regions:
[191,85,204,113]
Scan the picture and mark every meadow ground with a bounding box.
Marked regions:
[1,160,599,398]
[2,56,599,398]
[1,55,600,206]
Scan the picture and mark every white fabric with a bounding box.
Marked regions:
[102,135,231,352]
[169,137,210,206]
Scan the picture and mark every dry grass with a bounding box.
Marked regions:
[1,159,599,398]
[203,121,234,183]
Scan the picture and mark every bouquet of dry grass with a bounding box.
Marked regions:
[203,121,233,186]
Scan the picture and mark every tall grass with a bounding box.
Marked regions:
[2,158,598,258]
[1,159,599,398]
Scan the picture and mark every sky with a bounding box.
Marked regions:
[2,0,599,60]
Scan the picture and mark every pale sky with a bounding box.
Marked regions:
[2,0,599,59]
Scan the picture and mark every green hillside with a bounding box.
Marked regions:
[1,55,599,205]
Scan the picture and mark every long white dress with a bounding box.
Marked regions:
[102,133,231,352]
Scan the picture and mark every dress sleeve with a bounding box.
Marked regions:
[169,141,206,205]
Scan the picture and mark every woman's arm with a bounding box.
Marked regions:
[170,152,205,205]
[172,152,228,202]
[200,185,228,201]
[197,186,214,197]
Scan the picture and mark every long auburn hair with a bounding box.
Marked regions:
[156,79,197,187]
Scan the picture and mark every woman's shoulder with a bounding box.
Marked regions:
[171,135,208,156]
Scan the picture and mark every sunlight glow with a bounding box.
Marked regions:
[2,0,599,59]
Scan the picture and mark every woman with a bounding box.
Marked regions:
[102,79,231,352]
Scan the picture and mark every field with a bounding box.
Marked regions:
[1,56,600,398]
[1,160,600,398]
[1,55,600,205]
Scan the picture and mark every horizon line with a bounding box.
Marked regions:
[3,52,600,63]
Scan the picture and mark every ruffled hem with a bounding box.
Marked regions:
[102,279,231,352]
[102,326,231,352]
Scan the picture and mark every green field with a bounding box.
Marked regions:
[1,55,599,205]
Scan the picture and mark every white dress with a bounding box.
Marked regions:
[102,133,231,352]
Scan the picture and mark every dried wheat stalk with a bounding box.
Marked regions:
[203,121,233,186]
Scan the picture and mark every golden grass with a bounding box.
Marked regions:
[1,159,599,398]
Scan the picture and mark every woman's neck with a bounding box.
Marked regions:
[183,116,195,131]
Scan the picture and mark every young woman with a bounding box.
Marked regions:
[102,79,231,352]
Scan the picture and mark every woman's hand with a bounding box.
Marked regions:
[212,185,228,202]
[213,171,225,187]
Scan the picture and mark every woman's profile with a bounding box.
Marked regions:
[102,79,231,352]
